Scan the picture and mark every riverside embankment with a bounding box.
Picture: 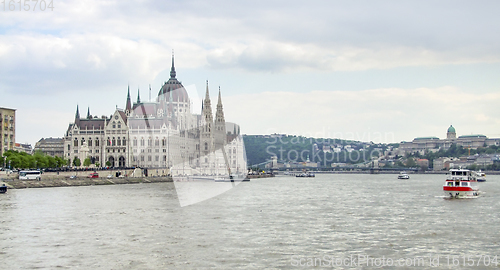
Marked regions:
[0,168,172,189]
[1,176,172,189]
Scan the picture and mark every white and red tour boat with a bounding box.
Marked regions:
[443,169,479,198]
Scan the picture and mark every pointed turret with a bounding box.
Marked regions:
[170,50,176,79]
[126,85,132,113]
[214,86,226,146]
[205,80,210,101]
[216,86,225,124]
[203,80,213,124]
[86,107,91,119]
[75,105,80,120]
[136,88,141,104]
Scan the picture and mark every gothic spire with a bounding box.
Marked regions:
[75,105,80,120]
[126,85,132,112]
[205,80,210,101]
[170,50,176,79]
[216,86,225,124]
[136,87,141,104]
[203,80,213,123]
[217,86,223,108]
[86,107,91,119]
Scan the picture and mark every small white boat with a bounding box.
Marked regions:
[295,171,315,177]
[398,172,409,179]
[443,169,479,198]
[473,170,486,182]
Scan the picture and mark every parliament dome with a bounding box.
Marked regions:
[157,54,189,103]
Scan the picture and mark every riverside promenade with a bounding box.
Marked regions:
[0,168,172,189]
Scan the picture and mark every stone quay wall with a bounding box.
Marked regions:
[0,169,172,189]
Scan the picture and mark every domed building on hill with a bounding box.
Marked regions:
[399,125,499,154]
[446,125,456,139]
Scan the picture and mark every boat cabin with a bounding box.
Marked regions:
[446,180,473,187]
[447,169,474,181]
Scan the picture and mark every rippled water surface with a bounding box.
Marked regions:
[1,174,500,269]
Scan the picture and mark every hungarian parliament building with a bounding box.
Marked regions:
[63,56,247,176]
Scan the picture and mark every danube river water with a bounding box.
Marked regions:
[1,174,500,269]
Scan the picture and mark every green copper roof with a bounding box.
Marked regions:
[447,125,456,133]
[414,137,440,140]
[458,134,486,139]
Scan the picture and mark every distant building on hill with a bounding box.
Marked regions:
[400,125,500,154]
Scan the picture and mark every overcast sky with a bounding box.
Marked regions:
[2,0,500,145]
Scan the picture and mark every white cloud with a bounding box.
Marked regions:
[0,33,172,94]
[223,87,500,143]
[2,0,500,145]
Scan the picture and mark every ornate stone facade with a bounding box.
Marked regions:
[399,125,500,154]
[64,55,247,175]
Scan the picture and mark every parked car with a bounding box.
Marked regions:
[88,172,99,178]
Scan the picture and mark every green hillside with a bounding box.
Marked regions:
[242,134,385,167]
